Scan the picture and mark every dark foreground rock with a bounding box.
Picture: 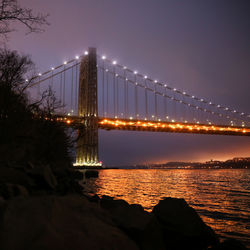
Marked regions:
[0,163,247,250]
[153,197,218,249]
[0,162,83,198]
[0,194,247,250]
[85,169,99,178]
[100,195,165,250]
[0,195,139,250]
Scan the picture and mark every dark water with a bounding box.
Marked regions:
[83,169,250,246]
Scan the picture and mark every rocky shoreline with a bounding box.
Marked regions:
[0,164,247,250]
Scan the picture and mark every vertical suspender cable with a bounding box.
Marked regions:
[37,77,40,99]
[154,84,157,121]
[102,61,105,117]
[126,75,128,119]
[124,70,126,119]
[75,63,78,115]
[106,70,109,117]
[135,75,138,118]
[51,71,54,89]
[71,66,73,113]
[60,73,62,112]
[173,92,176,121]
[116,71,119,117]
[183,95,186,122]
[164,87,167,120]
[63,65,66,113]
[113,67,116,117]
[145,79,148,119]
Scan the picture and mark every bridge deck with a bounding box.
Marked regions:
[53,116,250,136]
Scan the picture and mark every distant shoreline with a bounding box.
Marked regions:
[103,166,249,170]
[101,157,250,170]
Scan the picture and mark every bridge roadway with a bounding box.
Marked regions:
[51,115,250,136]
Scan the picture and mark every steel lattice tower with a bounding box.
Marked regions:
[75,48,101,167]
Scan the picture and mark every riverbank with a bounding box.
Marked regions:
[0,164,247,250]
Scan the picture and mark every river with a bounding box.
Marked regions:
[83,169,250,247]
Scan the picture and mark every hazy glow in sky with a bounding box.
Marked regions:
[8,0,250,165]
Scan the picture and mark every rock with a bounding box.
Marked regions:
[27,164,57,190]
[0,183,29,199]
[100,196,165,250]
[85,170,99,178]
[211,239,247,250]
[87,194,101,203]
[153,197,219,250]
[68,169,84,180]
[54,169,83,195]
[0,195,139,250]
[0,166,35,189]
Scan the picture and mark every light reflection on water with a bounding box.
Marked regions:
[83,169,250,246]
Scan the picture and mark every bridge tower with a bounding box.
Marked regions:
[75,48,101,167]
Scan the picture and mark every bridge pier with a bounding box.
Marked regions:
[74,48,102,168]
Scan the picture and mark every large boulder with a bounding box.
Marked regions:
[0,166,34,196]
[153,197,219,250]
[100,195,165,250]
[210,239,247,250]
[0,166,34,186]
[85,170,99,178]
[27,164,57,190]
[0,195,139,250]
[0,183,29,199]
[53,168,83,195]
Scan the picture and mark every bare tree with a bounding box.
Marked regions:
[0,0,49,38]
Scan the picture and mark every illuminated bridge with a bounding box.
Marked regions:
[27,48,250,167]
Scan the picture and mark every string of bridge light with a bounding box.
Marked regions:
[98,61,246,125]
[25,51,88,116]
[25,50,89,86]
[99,64,246,126]
[26,50,249,125]
[97,54,250,122]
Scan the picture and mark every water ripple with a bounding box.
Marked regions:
[83,169,250,247]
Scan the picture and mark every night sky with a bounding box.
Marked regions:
[9,0,250,166]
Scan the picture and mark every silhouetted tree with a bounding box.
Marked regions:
[0,0,49,39]
[0,49,72,166]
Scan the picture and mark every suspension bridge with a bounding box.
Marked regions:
[27,48,250,167]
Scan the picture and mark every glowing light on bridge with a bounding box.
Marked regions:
[98,118,250,135]
[73,161,102,167]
